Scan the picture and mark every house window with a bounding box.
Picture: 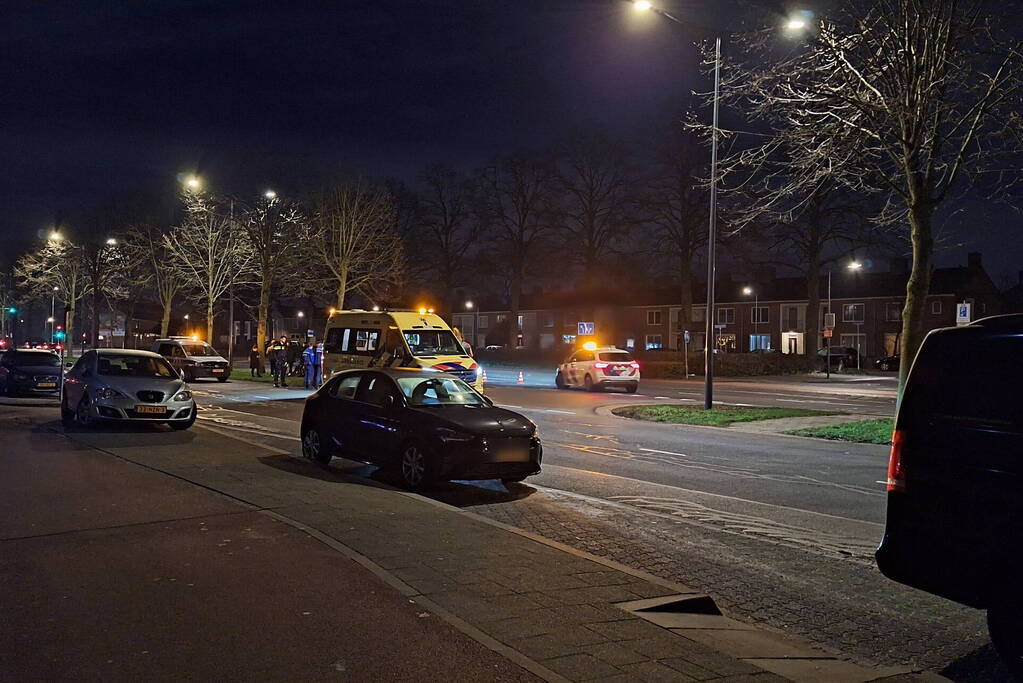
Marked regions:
[717,308,735,324]
[781,305,800,331]
[496,314,506,323]
[542,313,554,328]
[561,334,576,344]
[646,310,663,325]
[752,306,768,324]
[625,338,635,349]
[693,307,706,322]
[842,303,864,323]
[645,334,663,350]
[517,314,524,330]
[931,300,942,314]
[478,315,488,329]
[840,334,866,357]
[885,302,902,321]
[749,334,770,351]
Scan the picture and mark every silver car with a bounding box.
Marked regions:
[61,349,196,430]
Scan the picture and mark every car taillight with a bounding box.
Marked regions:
[887,429,906,492]
[630,361,640,369]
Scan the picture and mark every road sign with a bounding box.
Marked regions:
[956,302,971,326]
[307,329,315,336]
[577,321,595,336]
[714,323,726,329]
[683,330,691,344]
[824,312,836,329]
[823,328,833,338]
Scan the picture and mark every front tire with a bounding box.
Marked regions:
[555,372,566,389]
[399,442,436,490]
[217,375,229,383]
[583,374,594,392]
[75,394,93,428]
[988,602,1023,679]
[61,395,75,428]
[302,425,333,465]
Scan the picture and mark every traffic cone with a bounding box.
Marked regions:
[517,371,524,385]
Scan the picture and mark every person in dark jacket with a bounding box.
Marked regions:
[249,343,263,377]
[268,335,290,387]
[302,341,319,389]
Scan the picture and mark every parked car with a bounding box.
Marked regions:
[151,337,231,382]
[874,354,900,372]
[556,346,640,392]
[300,369,541,489]
[61,349,196,430]
[816,346,859,371]
[0,349,61,396]
[876,314,1023,676]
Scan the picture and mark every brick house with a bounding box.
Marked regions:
[455,253,1001,364]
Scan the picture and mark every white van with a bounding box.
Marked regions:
[322,310,482,392]
[152,337,231,382]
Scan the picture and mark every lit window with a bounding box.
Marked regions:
[645,334,663,350]
[842,304,864,322]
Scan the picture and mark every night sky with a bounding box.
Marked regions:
[3,1,1020,283]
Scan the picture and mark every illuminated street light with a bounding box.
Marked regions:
[848,261,863,270]
[184,314,190,320]
[465,301,474,309]
[372,305,381,311]
[329,307,337,316]
[297,311,305,318]
[184,176,202,190]
[47,317,54,323]
[48,231,62,241]
[786,18,807,30]
[105,237,117,246]
[742,286,753,296]
[626,1,808,410]
[265,190,277,199]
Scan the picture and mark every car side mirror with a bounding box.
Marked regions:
[482,395,494,407]
[178,368,186,380]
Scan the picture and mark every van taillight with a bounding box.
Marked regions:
[887,429,906,492]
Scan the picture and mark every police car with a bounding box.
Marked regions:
[555,344,640,393]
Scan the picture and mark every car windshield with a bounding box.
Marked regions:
[403,330,462,356]
[598,352,632,362]
[7,352,61,367]
[181,344,218,357]
[396,376,486,406]
[98,355,176,378]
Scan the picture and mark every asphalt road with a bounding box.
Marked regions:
[6,374,1007,680]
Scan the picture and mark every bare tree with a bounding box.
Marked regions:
[554,134,637,289]
[645,129,708,338]
[240,193,305,366]
[476,154,556,345]
[417,164,479,311]
[705,0,1023,388]
[164,190,254,345]
[121,224,183,339]
[305,182,405,309]
[14,239,90,353]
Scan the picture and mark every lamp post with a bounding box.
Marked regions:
[465,301,477,350]
[50,286,59,343]
[743,286,759,351]
[825,260,864,378]
[629,3,808,408]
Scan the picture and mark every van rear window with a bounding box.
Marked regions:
[904,333,1022,428]
[324,328,379,355]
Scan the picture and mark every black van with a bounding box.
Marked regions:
[876,314,1023,676]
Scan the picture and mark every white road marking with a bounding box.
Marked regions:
[639,447,688,458]
[654,396,672,400]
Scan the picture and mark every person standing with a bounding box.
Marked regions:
[314,338,324,387]
[249,343,263,377]
[302,341,316,389]
[269,335,289,388]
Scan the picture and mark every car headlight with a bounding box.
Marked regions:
[96,387,127,400]
[436,427,475,443]
[172,390,192,402]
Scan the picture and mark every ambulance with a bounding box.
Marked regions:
[321,309,483,392]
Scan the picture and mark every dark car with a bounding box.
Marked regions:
[876,314,1023,676]
[874,354,900,372]
[300,368,542,489]
[0,349,62,396]
[816,345,859,371]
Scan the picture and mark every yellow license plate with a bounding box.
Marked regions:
[37,382,57,388]
[212,369,225,373]
[136,405,167,415]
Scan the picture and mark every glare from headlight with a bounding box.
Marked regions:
[172,390,193,402]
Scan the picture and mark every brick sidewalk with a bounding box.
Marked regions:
[43,413,944,683]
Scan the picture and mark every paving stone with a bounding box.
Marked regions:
[581,642,651,667]
[678,629,822,659]
[621,660,697,682]
[555,585,647,606]
[747,657,904,683]
[586,619,677,642]
[573,571,640,587]
[544,653,623,681]
[513,627,612,660]
[480,613,560,640]
[659,657,719,681]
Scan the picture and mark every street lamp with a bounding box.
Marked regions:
[297,311,305,318]
[465,301,478,349]
[105,237,117,246]
[184,176,201,191]
[265,190,277,200]
[743,286,759,350]
[630,2,807,408]
[48,231,62,242]
[824,260,867,378]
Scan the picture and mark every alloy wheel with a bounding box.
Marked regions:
[401,445,426,487]
[75,396,91,426]
[302,429,320,460]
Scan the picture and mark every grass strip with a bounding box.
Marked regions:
[613,404,839,427]
[785,418,895,444]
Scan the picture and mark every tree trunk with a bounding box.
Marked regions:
[160,300,172,338]
[806,258,821,358]
[898,202,935,396]
[509,260,523,348]
[335,271,349,310]
[91,287,100,346]
[206,300,215,347]
[65,303,76,358]
[124,301,136,349]
[257,281,271,368]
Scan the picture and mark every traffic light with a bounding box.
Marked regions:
[54,330,66,341]
[6,307,14,314]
